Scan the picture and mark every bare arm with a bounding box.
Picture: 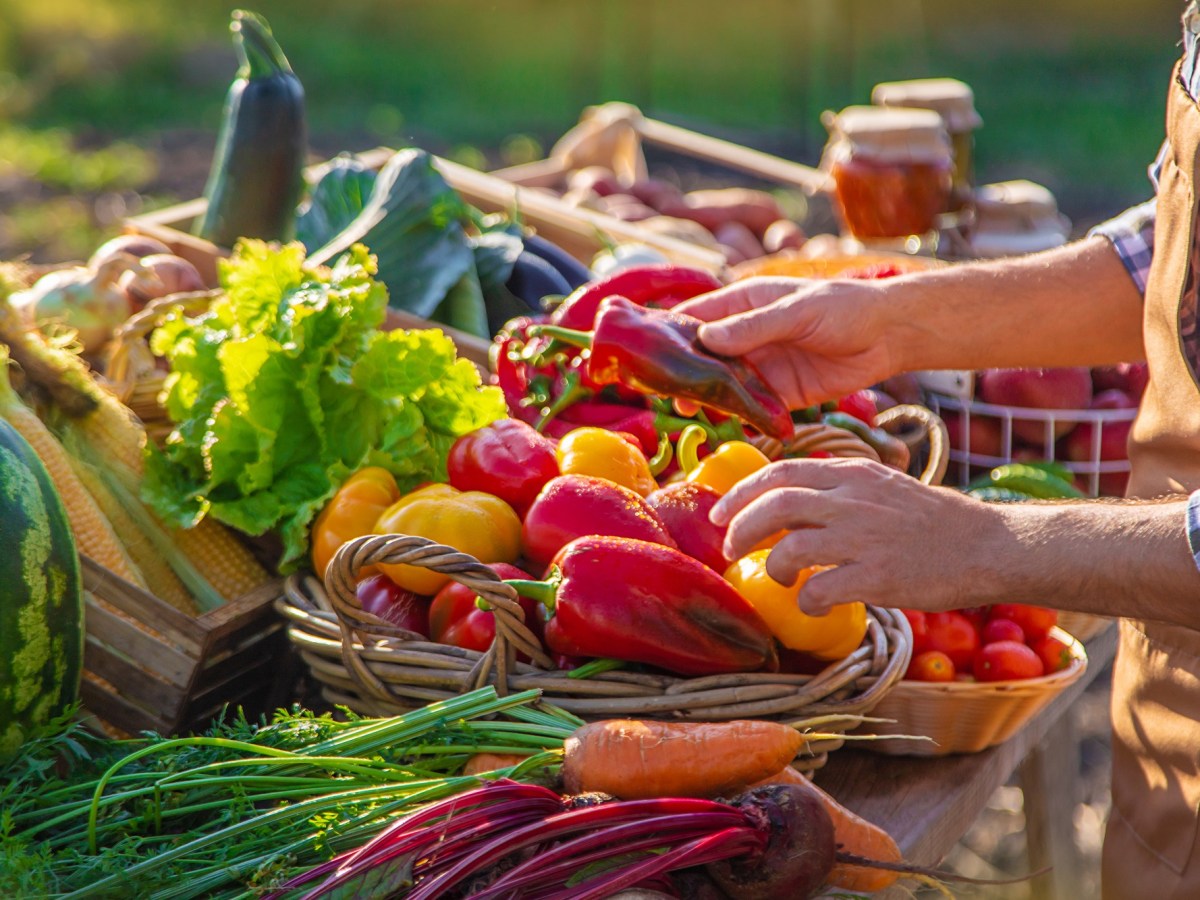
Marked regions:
[676,235,1145,407]
[884,234,1146,371]
[710,459,1200,628]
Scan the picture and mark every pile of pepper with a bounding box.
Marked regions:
[305,263,920,679]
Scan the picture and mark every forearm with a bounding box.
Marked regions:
[974,498,1200,627]
[882,235,1146,372]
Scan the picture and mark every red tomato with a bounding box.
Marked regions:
[981,618,1025,646]
[959,605,990,637]
[972,640,1045,682]
[835,390,878,427]
[907,650,956,682]
[429,562,544,655]
[902,609,931,656]
[356,574,430,636]
[1031,634,1075,674]
[989,604,1057,642]
[925,611,981,671]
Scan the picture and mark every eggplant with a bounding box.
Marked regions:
[504,250,574,308]
[521,233,593,289]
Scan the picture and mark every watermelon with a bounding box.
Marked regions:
[0,417,84,764]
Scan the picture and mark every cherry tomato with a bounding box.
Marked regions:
[356,574,430,636]
[429,562,545,656]
[901,609,932,656]
[907,650,956,682]
[989,604,1058,642]
[981,618,1025,646]
[1031,634,1075,674]
[835,390,878,427]
[925,611,981,671]
[972,640,1045,682]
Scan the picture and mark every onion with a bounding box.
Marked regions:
[87,234,172,271]
[118,254,207,310]
[13,256,135,355]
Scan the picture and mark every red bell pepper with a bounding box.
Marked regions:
[535,297,795,442]
[506,535,779,676]
[644,481,729,573]
[446,418,560,517]
[551,264,724,331]
[429,562,545,654]
[521,474,677,569]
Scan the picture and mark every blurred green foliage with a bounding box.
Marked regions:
[0,0,1186,261]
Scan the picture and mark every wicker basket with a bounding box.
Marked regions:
[277,533,914,774]
[857,626,1087,756]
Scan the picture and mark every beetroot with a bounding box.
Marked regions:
[706,784,836,900]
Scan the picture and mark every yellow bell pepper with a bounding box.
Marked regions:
[374,483,522,595]
[724,550,867,660]
[556,426,657,496]
[679,428,770,496]
[310,467,401,578]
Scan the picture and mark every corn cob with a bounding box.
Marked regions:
[0,347,145,585]
[60,431,197,615]
[167,517,272,602]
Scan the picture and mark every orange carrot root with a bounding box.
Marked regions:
[463,753,533,777]
[561,719,803,800]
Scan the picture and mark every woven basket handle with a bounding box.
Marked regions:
[876,403,949,486]
[324,533,553,705]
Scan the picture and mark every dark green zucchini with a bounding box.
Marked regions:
[195,9,307,248]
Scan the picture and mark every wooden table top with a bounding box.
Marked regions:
[814,623,1119,876]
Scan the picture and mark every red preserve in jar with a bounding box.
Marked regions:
[822,106,953,240]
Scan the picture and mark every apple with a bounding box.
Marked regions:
[942,410,1005,459]
[1091,361,1149,399]
[1061,389,1136,496]
[976,367,1093,443]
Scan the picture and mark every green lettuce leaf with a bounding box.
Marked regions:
[142,238,505,572]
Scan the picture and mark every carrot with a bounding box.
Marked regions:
[750,764,903,893]
[462,753,532,777]
[561,719,803,800]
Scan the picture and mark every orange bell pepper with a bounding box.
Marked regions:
[374,483,522,595]
[724,550,867,660]
[310,467,401,578]
[555,426,657,497]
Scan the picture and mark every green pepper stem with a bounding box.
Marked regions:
[505,568,562,611]
[675,424,709,475]
[647,432,674,476]
[527,324,593,349]
[535,369,592,432]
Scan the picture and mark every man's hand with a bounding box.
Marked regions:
[710,458,1004,614]
[674,276,899,408]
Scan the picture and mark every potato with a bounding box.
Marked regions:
[713,221,764,261]
[567,165,624,197]
[762,219,807,253]
[663,188,786,236]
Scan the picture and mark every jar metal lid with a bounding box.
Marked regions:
[824,106,952,165]
[871,78,983,132]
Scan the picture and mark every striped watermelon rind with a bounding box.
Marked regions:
[0,419,84,764]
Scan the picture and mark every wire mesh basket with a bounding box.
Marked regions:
[929,393,1137,497]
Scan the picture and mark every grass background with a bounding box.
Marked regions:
[0,0,1186,262]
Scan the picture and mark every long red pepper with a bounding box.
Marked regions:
[535,296,796,442]
[508,535,779,675]
[551,263,724,330]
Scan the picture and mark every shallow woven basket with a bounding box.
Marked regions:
[278,533,914,774]
[856,626,1088,756]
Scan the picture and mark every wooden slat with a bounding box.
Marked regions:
[84,636,187,717]
[82,557,204,654]
[488,157,572,188]
[83,594,197,687]
[80,681,174,736]
[194,578,285,649]
[634,115,830,195]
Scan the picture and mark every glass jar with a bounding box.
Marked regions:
[823,106,953,240]
[969,180,1072,258]
[871,78,982,211]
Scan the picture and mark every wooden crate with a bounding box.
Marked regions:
[80,556,291,735]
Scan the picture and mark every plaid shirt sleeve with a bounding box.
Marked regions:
[1087,141,1166,297]
[1188,491,1200,573]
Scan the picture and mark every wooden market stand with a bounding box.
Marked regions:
[818,623,1119,898]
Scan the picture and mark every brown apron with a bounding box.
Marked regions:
[1102,61,1200,899]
